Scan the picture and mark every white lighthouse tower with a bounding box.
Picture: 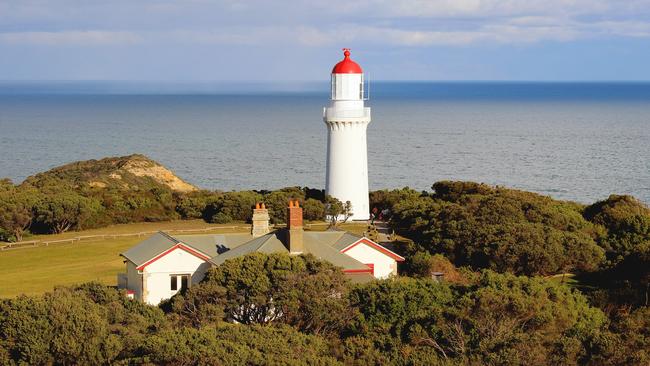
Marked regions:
[323,49,371,221]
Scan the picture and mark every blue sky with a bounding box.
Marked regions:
[1,0,650,81]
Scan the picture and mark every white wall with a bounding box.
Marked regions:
[324,73,371,221]
[126,260,143,301]
[332,73,363,101]
[325,120,370,220]
[343,242,398,279]
[141,247,211,305]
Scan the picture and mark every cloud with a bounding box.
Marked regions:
[0,31,141,46]
[303,24,578,46]
[0,0,649,48]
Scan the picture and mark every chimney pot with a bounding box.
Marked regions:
[251,202,270,237]
[287,198,304,253]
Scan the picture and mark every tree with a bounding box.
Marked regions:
[326,196,352,228]
[32,191,102,233]
[169,280,226,327]
[202,191,262,223]
[0,183,39,241]
[369,187,423,221]
[262,187,305,224]
[302,198,326,221]
[174,253,355,335]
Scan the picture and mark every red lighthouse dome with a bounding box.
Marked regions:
[332,48,363,74]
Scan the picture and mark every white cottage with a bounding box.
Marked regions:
[120,201,404,305]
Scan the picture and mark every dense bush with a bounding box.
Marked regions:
[578,195,650,308]
[175,190,222,219]
[349,272,608,365]
[0,177,330,240]
[388,181,606,276]
[589,307,650,365]
[0,156,324,238]
[0,283,166,365]
[142,324,340,365]
[583,194,650,264]
[172,253,355,335]
[202,191,262,223]
[0,255,647,365]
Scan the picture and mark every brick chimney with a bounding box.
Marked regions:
[287,199,304,253]
[251,202,270,237]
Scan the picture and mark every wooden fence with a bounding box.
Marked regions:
[0,222,332,251]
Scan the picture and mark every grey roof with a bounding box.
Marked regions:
[210,230,368,271]
[121,232,179,267]
[176,234,252,257]
[209,232,288,266]
[303,233,368,270]
[123,228,390,276]
[330,232,363,251]
[121,231,253,267]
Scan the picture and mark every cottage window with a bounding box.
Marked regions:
[170,274,190,291]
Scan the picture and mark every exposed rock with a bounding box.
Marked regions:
[22,154,198,193]
[121,157,196,193]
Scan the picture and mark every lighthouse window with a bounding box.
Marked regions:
[360,75,365,100]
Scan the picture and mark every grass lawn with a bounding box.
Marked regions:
[547,273,581,287]
[547,272,601,293]
[0,219,369,298]
[0,220,249,298]
[0,236,142,298]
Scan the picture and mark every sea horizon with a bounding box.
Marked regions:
[1,80,648,205]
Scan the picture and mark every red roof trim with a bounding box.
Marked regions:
[341,238,405,261]
[343,268,374,274]
[136,243,211,270]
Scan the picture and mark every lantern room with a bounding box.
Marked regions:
[330,49,365,101]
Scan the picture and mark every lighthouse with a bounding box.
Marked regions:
[323,49,371,221]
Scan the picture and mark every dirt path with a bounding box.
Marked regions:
[374,221,393,244]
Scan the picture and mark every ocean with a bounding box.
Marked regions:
[0,81,648,205]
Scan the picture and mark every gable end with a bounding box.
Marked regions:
[340,238,405,262]
[136,243,212,270]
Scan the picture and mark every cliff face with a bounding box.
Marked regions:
[22,154,198,193]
